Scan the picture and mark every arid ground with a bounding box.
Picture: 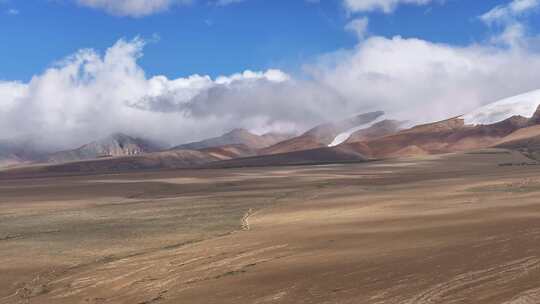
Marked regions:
[2,149,540,303]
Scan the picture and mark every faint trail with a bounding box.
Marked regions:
[241,208,254,231]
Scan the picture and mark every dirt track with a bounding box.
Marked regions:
[2,149,540,303]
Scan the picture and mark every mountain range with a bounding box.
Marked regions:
[3,89,540,174]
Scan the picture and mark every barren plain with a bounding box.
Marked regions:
[2,149,540,303]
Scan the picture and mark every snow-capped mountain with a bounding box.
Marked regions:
[328,115,387,147]
[463,89,540,125]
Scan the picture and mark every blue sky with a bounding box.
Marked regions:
[1,0,535,81]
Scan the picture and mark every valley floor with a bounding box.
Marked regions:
[2,149,540,303]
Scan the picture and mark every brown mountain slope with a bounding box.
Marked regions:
[259,111,384,155]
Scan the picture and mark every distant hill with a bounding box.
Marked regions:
[173,129,293,150]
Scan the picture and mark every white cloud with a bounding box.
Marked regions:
[343,0,433,13]
[76,0,191,17]
[345,17,369,39]
[492,22,526,46]
[480,0,540,46]
[481,0,539,24]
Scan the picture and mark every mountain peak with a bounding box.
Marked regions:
[226,128,253,136]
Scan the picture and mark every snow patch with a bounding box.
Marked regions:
[463,89,540,125]
[328,115,386,147]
